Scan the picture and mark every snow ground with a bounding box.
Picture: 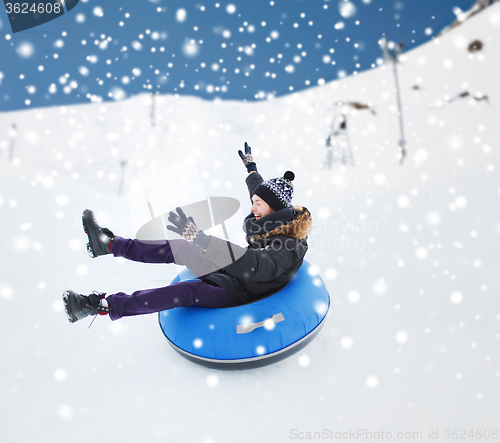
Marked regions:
[1,5,499,443]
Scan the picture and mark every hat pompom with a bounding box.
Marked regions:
[284,171,295,182]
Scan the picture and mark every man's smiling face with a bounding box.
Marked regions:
[250,195,275,220]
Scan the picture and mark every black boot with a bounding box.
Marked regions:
[82,209,115,258]
[62,290,109,323]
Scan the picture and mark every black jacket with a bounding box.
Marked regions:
[204,172,312,305]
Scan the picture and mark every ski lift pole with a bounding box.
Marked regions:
[380,38,407,164]
[391,54,407,164]
[150,93,155,127]
[118,160,128,196]
[9,123,17,163]
[323,134,333,170]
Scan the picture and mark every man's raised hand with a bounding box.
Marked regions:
[238,142,258,173]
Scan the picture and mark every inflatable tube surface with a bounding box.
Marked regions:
[158,260,330,370]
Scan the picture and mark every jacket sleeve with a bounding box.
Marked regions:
[245,172,264,200]
[200,235,296,282]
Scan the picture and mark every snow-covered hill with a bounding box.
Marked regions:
[1,5,499,443]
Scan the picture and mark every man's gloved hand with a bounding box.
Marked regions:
[238,142,257,173]
[167,207,210,250]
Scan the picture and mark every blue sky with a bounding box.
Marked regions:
[0,0,477,111]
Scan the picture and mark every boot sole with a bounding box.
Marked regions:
[62,291,78,323]
[82,209,100,258]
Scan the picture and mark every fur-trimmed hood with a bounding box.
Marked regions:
[245,205,313,243]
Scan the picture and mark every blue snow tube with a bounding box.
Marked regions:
[158,260,330,370]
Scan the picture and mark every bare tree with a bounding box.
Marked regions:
[347,101,377,115]
[468,39,484,53]
[446,91,489,104]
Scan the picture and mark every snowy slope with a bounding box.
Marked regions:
[1,5,500,443]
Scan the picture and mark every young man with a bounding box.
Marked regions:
[63,143,312,323]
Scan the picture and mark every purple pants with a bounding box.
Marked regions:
[105,237,236,321]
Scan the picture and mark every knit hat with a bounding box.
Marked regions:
[253,171,295,212]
